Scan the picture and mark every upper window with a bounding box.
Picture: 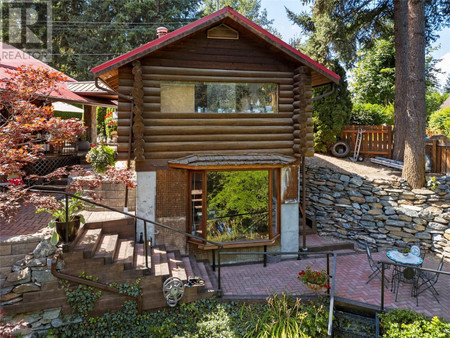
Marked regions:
[161,82,278,114]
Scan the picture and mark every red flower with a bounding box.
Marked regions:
[91,144,96,148]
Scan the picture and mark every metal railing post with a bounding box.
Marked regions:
[212,249,216,272]
[263,245,267,267]
[381,262,385,311]
[65,194,69,243]
[218,248,221,293]
[326,253,330,295]
[143,221,149,271]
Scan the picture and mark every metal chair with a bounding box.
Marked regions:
[414,257,445,305]
[391,265,418,302]
[366,246,389,286]
[410,245,420,257]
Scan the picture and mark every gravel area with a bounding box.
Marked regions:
[306,153,401,180]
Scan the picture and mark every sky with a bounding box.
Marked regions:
[260,0,450,89]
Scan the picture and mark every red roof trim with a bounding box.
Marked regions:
[91,7,340,82]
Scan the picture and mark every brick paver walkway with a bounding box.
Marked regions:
[218,251,450,321]
[0,205,51,240]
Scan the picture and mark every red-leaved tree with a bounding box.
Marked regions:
[0,66,135,222]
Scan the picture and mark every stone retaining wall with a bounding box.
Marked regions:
[306,166,450,260]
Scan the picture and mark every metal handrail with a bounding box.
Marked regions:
[219,250,337,337]
[378,259,450,311]
[31,189,224,290]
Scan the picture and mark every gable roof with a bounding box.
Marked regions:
[92,7,340,86]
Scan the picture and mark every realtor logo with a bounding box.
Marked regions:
[0,0,52,62]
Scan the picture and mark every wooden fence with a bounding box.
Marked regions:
[426,137,450,174]
[340,125,393,158]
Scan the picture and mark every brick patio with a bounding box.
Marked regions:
[218,250,450,321]
[0,205,50,240]
[1,206,448,321]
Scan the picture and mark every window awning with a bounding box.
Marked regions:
[168,153,297,169]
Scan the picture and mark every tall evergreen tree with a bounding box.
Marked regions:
[50,0,202,80]
[444,74,450,93]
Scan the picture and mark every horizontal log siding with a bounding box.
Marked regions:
[117,29,297,168]
[116,66,133,160]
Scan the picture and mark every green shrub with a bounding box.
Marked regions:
[54,111,84,120]
[350,103,390,126]
[379,309,450,338]
[86,144,115,173]
[428,108,450,137]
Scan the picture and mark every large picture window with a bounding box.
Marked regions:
[189,169,280,243]
[161,82,278,113]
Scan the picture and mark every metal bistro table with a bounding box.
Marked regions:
[387,250,423,301]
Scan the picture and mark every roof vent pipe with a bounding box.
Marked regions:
[156,27,168,38]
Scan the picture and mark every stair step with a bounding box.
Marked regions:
[182,256,194,279]
[134,243,150,271]
[196,262,213,290]
[188,254,203,279]
[152,246,169,277]
[74,228,102,258]
[167,252,187,281]
[94,234,119,264]
[202,261,218,290]
[115,239,134,269]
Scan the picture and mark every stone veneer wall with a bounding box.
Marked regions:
[306,165,450,260]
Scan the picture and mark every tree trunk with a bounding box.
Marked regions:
[402,0,426,188]
[392,0,408,161]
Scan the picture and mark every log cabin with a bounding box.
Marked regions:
[91,7,340,263]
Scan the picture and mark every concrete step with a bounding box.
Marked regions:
[167,251,187,281]
[74,228,102,258]
[188,254,203,279]
[94,234,119,264]
[182,256,194,279]
[202,261,218,290]
[114,239,134,270]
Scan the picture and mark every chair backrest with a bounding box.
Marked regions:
[366,246,376,270]
[431,257,445,284]
[410,245,420,257]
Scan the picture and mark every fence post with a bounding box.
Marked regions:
[212,249,216,272]
[218,248,221,295]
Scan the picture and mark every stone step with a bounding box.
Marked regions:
[0,254,27,270]
[167,251,187,281]
[94,234,119,264]
[188,254,203,280]
[74,228,102,258]
[152,246,169,277]
[134,243,150,271]
[114,239,134,270]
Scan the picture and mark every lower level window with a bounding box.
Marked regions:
[189,169,279,243]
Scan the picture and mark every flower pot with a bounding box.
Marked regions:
[56,216,81,242]
[305,282,325,291]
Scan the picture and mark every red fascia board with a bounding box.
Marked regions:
[226,9,340,82]
[92,6,340,82]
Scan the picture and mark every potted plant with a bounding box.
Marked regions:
[298,266,331,291]
[36,193,89,244]
[398,247,410,256]
[86,143,116,173]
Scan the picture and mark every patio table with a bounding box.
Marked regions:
[387,250,423,300]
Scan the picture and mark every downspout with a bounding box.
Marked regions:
[95,77,134,211]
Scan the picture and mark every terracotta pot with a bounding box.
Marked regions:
[305,282,325,291]
[56,216,81,242]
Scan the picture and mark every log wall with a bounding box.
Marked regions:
[116,26,305,169]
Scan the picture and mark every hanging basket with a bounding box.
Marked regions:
[305,282,325,291]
